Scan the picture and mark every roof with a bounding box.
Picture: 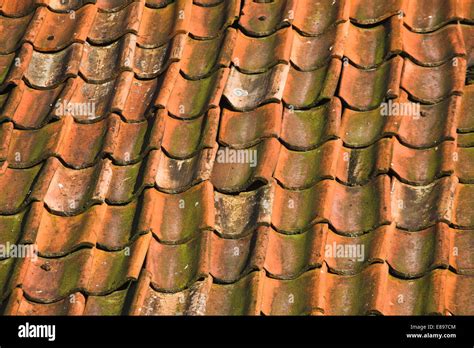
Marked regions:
[0,0,473,315]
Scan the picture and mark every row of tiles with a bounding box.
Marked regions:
[2,119,474,189]
[220,91,474,150]
[1,82,474,172]
[1,168,474,232]
[0,0,180,13]
[1,0,474,36]
[1,84,473,151]
[0,52,469,130]
[2,11,472,73]
[0,0,239,46]
[2,263,472,315]
[1,209,472,279]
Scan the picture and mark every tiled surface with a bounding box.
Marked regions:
[0,0,473,315]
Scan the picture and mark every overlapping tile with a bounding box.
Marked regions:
[189,0,240,39]
[283,58,341,108]
[339,56,402,110]
[19,234,149,302]
[0,0,473,317]
[0,114,161,168]
[239,0,296,37]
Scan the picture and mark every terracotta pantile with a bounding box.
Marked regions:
[264,224,325,279]
[146,234,208,292]
[130,271,211,315]
[341,265,450,315]
[404,0,459,33]
[214,183,273,237]
[223,64,288,111]
[134,34,184,78]
[384,223,452,278]
[2,119,65,168]
[24,157,153,214]
[40,158,110,213]
[159,109,217,158]
[0,90,7,111]
[262,268,319,315]
[452,182,474,228]
[461,25,474,68]
[219,103,282,148]
[458,132,474,147]
[20,234,150,302]
[84,286,132,315]
[0,80,66,128]
[138,0,189,48]
[0,52,15,86]
[5,288,85,315]
[48,0,96,12]
[0,257,26,303]
[25,5,96,52]
[339,56,403,110]
[292,0,348,36]
[329,175,392,233]
[274,139,339,189]
[95,0,137,12]
[391,176,456,230]
[154,147,217,192]
[273,175,391,234]
[115,73,159,122]
[105,115,160,165]
[341,92,460,148]
[210,227,266,283]
[291,23,345,71]
[459,0,474,22]
[80,34,136,83]
[403,24,466,66]
[22,43,82,88]
[0,164,42,214]
[53,77,116,122]
[239,0,296,37]
[390,139,455,184]
[190,0,240,39]
[401,58,466,103]
[275,136,456,187]
[108,161,155,203]
[0,0,39,17]
[181,29,235,79]
[1,114,161,168]
[445,272,474,315]
[22,201,144,256]
[280,98,341,150]
[0,210,26,248]
[336,138,391,185]
[211,138,281,192]
[205,271,262,315]
[165,67,228,118]
[349,0,402,24]
[344,16,402,69]
[283,59,341,108]
[319,263,387,315]
[377,268,441,315]
[396,94,460,148]
[456,147,474,182]
[272,181,324,233]
[0,13,34,55]
[232,27,293,73]
[193,0,222,5]
[89,1,143,45]
[139,181,214,243]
